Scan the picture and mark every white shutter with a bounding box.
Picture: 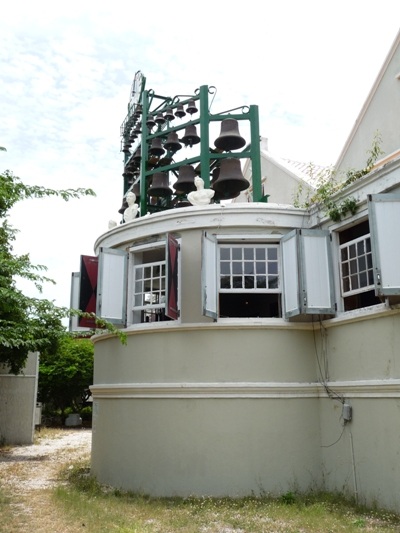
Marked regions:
[281,230,301,318]
[201,232,218,319]
[282,229,335,318]
[96,248,128,325]
[368,193,400,296]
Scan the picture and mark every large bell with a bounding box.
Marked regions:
[214,118,246,151]
[181,124,200,147]
[146,115,157,129]
[164,131,182,152]
[173,165,197,193]
[132,180,141,199]
[186,99,198,115]
[149,137,165,156]
[212,158,250,197]
[174,104,186,118]
[148,172,172,197]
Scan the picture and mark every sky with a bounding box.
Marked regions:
[1,0,399,323]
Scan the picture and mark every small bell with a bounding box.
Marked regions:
[149,137,165,156]
[164,131,182,152]
[186,99,198,115]
[146,115,157,129]
[174,104,186,118]
[155,113,166,125]
[181,124,200,147]
[164,107,175,121]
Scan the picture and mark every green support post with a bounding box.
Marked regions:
[248,105,262,202]
[198,85,210,187]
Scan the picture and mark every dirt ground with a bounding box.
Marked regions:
[0,428,92,532]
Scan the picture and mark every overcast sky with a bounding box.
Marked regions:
[1,1,399,321]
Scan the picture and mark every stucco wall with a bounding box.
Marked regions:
[0,352,39,445]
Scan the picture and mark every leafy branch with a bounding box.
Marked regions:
[294,132,384,222]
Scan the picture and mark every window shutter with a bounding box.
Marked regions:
[202,232,218,319]
[368,193,400,296]
[78,255,98,327]
[281,230,301,318]
[166,234,180,319]
[282,229,335,318]
[96,248,128,325]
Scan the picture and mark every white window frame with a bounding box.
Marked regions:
[96,247,128,325]
[202,232,282,319]
[339,233,374,298]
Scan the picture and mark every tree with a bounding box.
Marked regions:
[38,336,94,417]
[0,165,95,373]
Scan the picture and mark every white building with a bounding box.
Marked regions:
[88,30,400,512]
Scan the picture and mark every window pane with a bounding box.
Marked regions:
[350,260,357,274]
[232,276,243,288]
[342,262,349,277]
[220,276,231,289]
[341,248,348,261]
[153,265,160,276]
[144,266,151,278]
[367,254,373,269]
[244,261,254,274]
[256,262,266,274]
[256,276,266,288]
[244,248,254,260]
[135,267,143,280]
[267,247,278,260]
[360,272,367,287]
[349,244,356,259]
[268,275,279,289]
[351,275,359,290]
[232,262,242,275]
[244,276,254,288]
[268,262,278,275]
[220,261,230,275]
[343,277,350,292]
[220,248,230,260]
[357,241,365,255]
[256,248,265,260]
[135,280,142,293]
[358,256,366,272]
[232,248,242,260]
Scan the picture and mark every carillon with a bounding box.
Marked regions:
[214,118,246,151]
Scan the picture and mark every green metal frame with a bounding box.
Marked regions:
[120,80,264,217]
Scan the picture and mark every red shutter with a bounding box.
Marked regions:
[166,234,179,320]
[78,255,98,327]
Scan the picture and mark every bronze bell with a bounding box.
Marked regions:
[212,158,250,198]
[132,181,141,199]
[149,137,165,156]
[164,107,175,121]
[181,124,200,147]
[173,165,197,193]
[132,148,141,162]
[214,118,246,151]
[164,131,182,152]
[122,144,131,153]
[186,99,198,115]
[175,104,186,118]
[148,172,172,197]
[155,113,166,125]
[146,115,157,129]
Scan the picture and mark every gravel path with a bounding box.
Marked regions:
[0,428,92,493]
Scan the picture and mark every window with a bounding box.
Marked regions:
[338,221,380,311]
[202,234,281,319]
[131,235,180,323]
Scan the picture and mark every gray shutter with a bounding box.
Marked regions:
[282,229,335,318]
[368,193,400,296]
[96,247,128,325]
[202,232,218,319]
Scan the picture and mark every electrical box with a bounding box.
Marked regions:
[342,403,352,422]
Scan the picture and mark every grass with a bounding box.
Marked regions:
[49,459,400,533]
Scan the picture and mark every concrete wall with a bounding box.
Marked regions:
[0,352,39,445]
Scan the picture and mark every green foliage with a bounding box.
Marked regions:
[294,132,384,222]
[38,336,94,415]
[0,160,96,373]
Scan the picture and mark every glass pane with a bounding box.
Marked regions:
[359,272,367,287]
[220,276,231,289]
[343,277,350,292]
[256,262,266,274]
[341,248,348,261]
[349,244,356,259]
[144,266,151,278]
[367,254,373,269]
[366,238,371,253]
[244,248,253,260]
[232,248,242,260]
[351,275,359,290]
[357,240,365,255]
[153,265,160,276]
[244,276,254,288]
[267,247,278,260]
[232,262,242,274]
[244,261,254,274]
[135,294,143,306]
[232,276,242,288]
[135,280,142,293]
[256,276,266,288]
[268,262,278,275]
[342,262,349,277]
[135,267,143,280]
[358,256,366,272]
[368,270,374,285]
[350,260,357,274]
[256,248,265,260]
[220,262,230,275]
[268,275,279,289]
[220,248,230,260]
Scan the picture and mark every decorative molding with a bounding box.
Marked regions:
[90,380,400,400]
